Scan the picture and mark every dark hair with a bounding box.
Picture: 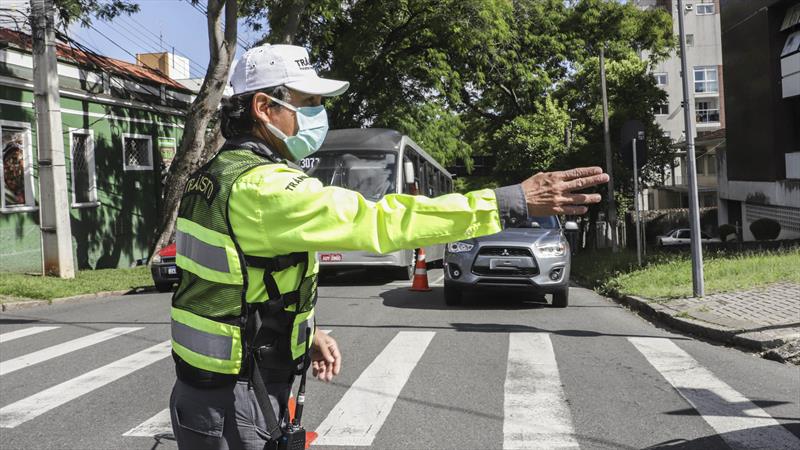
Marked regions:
[220,85,292,139]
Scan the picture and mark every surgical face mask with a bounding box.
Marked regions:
[263,94,329,161]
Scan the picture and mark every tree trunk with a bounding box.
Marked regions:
[150,0,238,256]
[278,0,310,44]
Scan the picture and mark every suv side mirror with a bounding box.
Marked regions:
[403,161,415,186]
[564,221,579,232]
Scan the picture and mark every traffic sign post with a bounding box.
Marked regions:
[620,121,647,266]
[632,137,642,267]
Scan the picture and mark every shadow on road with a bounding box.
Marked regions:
[380,286,550,311]
[318,268,398,286]
[643,422,800,449]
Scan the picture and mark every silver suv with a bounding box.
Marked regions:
[443,216,577,307]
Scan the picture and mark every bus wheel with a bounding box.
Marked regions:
[389,264,414,281]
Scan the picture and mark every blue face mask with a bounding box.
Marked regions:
[264,95,329,161]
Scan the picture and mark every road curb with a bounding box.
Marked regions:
[613,293,789,352]
[0,287,157,312]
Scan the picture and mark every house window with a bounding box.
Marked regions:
[696,99,720,123]
[122,134,153,171]
[70,130,98,206]
[1,123,35,211]
[696,3,714,15]
[706,154,717,175]
[654,73,668,86]
[655,102,669,115]
[686,34,694,47]
[694,66,718,93]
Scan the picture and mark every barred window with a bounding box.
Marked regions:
[123,134,153,171]
[1,123,35,211]
[70,130,97,206]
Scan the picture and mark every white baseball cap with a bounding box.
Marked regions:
[229,44,349,97]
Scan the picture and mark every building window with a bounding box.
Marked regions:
[696,3,714,15]
[706,154,716,175]
[696,99,720,123]
[655,102,669,115]
[686,34,694,47]
[70,130,98,206]
[122,134,153,171]
[654,72,668,86]
[1,123,35,211]
[694,66,718,93]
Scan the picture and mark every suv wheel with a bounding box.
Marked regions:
[551,288,569,308]
[444,282,462,306]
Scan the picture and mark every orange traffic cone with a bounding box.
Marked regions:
[410,248,432,292]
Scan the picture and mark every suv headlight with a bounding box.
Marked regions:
[151,254,162,264]
[447,241,474,253]
[535,240,566,257]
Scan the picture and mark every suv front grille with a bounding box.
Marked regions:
[472,266,539,277]
[472,246,538,277]
[161,256,176,264]
[478,247,532,257]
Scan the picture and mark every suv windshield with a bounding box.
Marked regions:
[512,216,559,229]
[302,151,397,201]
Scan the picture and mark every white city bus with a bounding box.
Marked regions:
[301,128,454,280]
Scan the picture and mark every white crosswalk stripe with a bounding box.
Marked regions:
[313,331,435,446]
[630,337,800,450]
[503,333,579,449]
[0,326,60,344]
[0,327,142,376]
[0,340,172,428]
[2,324,795,450]
[123,409,172,437]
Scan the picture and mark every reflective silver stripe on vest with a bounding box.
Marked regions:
[176,229,230,273]
[172,320,233,360]
[294,316,314,350]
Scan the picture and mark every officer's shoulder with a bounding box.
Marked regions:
[234,163,320,194]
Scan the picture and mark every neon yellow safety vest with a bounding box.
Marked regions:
[171,141,317,377]
[171,137,505,378]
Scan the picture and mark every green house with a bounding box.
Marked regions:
[1,28,192,272]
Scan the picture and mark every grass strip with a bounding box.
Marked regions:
[573,247,800,300]
[0,267,152,301]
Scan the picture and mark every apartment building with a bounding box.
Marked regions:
[716,0,800,241]
[635,0,724,210]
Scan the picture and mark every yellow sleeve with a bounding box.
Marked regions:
[229,164,502,256]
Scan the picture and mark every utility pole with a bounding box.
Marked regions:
[31,0,75,278]
[600,47,618,252]
[632,138,642,266]
[677,0,704,297]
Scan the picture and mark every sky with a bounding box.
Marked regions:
[0,0,265,79]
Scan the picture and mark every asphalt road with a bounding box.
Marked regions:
[1,268,798,450]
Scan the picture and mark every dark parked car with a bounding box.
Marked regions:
[150,243,180,292]
[443,216,577,307]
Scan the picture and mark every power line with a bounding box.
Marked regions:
[57,29,187,120]
[180,0,250,50]
[111,16,207,77]
[121,14,209,76]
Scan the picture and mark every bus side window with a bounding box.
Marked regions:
[424,162,435,196]
[402,147,421,194]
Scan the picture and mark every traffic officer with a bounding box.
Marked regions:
[169,43,608,450]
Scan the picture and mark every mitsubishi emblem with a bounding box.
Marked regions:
[501,249,510,256]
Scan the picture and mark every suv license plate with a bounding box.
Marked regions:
[167,267,177,275]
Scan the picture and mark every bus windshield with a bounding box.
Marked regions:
[302,151,397,201]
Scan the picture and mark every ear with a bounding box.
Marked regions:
[251,92,273,124]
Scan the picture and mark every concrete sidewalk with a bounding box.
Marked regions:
[612,281,800,362]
